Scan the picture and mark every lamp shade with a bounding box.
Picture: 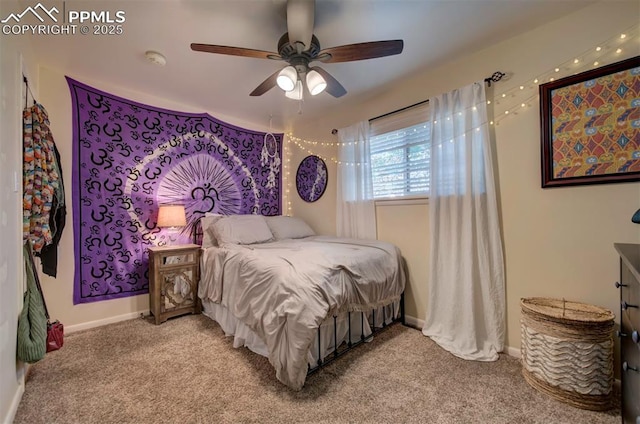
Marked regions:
[306,70,326,95]
[276,66,297,91]
[157,204,186,228]
[285,80,303,100]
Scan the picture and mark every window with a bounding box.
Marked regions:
[369,102,430,199]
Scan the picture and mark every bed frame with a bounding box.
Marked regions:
[307,294,406,375]
[193,218,407,376]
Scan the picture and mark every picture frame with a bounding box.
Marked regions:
[539,56,640,188]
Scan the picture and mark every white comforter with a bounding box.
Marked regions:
[198,236,405,390]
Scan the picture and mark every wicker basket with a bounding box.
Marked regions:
[520,297,615,411]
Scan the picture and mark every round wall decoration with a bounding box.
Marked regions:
[296,155,328,203]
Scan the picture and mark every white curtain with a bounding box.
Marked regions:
[421,82,505,361]
[336,121,376,239]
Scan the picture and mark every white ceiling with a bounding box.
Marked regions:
[28,0,595,129]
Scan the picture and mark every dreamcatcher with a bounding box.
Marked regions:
[261,117,281,194]
[309,160,327,202]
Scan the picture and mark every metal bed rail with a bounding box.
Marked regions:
[307,292,406,375]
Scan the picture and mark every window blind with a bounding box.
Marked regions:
[369,102,430,199]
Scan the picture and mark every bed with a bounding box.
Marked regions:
[197,214,406,390]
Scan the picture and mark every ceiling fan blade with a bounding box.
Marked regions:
[287,0,314,51]
[309,66,346,98]
[318,40,404,63]
[191,43,281,60]
[249,69,282,96]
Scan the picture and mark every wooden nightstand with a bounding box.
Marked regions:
[148,244,201,325]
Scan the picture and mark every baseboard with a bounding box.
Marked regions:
[403,315,521,360]
[65,310,149,334]
[4,375,25,424]
[505,345,520,359]
[403,315,424,329]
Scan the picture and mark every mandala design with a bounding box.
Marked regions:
[157,153,243,237]
[68,78,282,304]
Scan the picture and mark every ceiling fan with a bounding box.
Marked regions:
[190,0,404,99]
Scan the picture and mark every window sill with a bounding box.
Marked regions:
[374,196,429,206]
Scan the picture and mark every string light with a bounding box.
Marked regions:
[489,25,636,105]
[288,137,346,165]
[488,24,637,125]
[287,132,356,147]
[289,116,494,165]
[282,134,294,216]
[286,25,638,153]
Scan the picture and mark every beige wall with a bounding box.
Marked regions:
[288,137,338,236]
[292,1,640,350]
[375,201,429,320]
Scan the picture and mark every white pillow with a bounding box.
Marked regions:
[265,216,315,240]
[212,214,274,245]
[200,213,223,248]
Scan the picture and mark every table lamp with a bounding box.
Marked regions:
[157,204,186,243]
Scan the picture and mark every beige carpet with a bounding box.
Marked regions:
[14,315,619,424]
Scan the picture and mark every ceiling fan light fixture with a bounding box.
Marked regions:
[306,70,326,95]
[285,80,304,100]
[277,66,297,91]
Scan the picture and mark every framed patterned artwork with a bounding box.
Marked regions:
[540,56,640,188]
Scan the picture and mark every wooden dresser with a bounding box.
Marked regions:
[614,243,640,424]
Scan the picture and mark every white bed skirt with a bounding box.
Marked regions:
[201,299,400,367]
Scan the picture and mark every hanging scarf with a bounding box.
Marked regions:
[23,104,61,253]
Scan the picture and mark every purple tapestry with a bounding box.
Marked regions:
[296,155,327,202]
[68,77,282,304]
